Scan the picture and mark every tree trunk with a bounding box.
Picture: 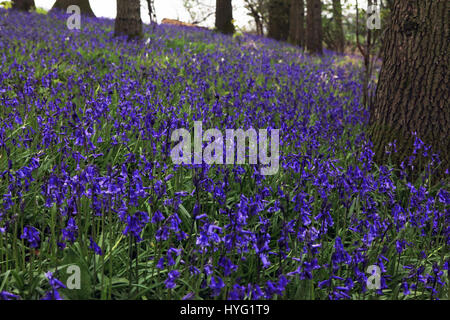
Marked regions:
[146,0,157,25]
[332,0,344,53]
[51,0,95,17]
[306,0,322,54]
[215,0,234,34]
[288,0,305,47]
[12,0,35,11]
[268,0,290,41]
[255,14,263,36]
[247,2,264,36]
[370,0,449,179]
[114,0,143,40]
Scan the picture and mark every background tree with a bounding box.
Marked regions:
[51,0,95,17]
[244,0,268,36]
[183,0,215,26]
[331,0,344,53]
[355,0,382,107]
[267,0,290,41]
[288,0,305,47]
[215,0,234,34]
[145,0,157,26]
[306,0,323,54]
[12,0,34,11]
[114,0,143,40]
[370,0,449,178]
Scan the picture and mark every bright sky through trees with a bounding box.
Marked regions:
[35,0,368,30]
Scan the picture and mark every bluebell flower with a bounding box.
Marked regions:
[20,226,40,248]
[122,211,150,242]
[42,271,66,300]
[61,217,78,244]
[165,270,180,289]
[210,276,225,297]
[151,210,164,223]
[0,291,21,300]
[89,237,103,256]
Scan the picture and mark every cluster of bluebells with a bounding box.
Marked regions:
[42,271,66,300]
[0,9,448,300]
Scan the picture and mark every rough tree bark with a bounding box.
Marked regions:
[370,0,449,178]
[114,0,143,40]
[332,0,344,53]
[288,0,305,47]
[51,0,95,17]
[215,0,235,34]
[12,0,35,11]
[306,0,322,54]
[268,0,290,41]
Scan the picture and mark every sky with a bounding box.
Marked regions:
[34,0,369,31]
[34,0,254,29]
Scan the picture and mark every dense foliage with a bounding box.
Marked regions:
[0,9,448,300]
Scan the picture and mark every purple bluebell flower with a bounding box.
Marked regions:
[210,276,225,297]
[20,226,40,248]
[165,270,180,289]
[122,211,150,242]
[61,217,78,244]
[89,237,103,256]
[42,271,66,300]
[0,291,21,300]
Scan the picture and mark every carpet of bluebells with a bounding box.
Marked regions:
[0,9,448,300]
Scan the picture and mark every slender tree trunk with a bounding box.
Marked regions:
[248,4,263,35]
[370,0,449,178]
[51,0,95,17]
[306,0,322,54]
[215,0,234,34]
[289,0,305,47]
[114,0,143,40]
[332,0,344,53]
[268,0,290,41]
[255,15,263,36]
[12,0,35,11]
[146,0,157,30]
